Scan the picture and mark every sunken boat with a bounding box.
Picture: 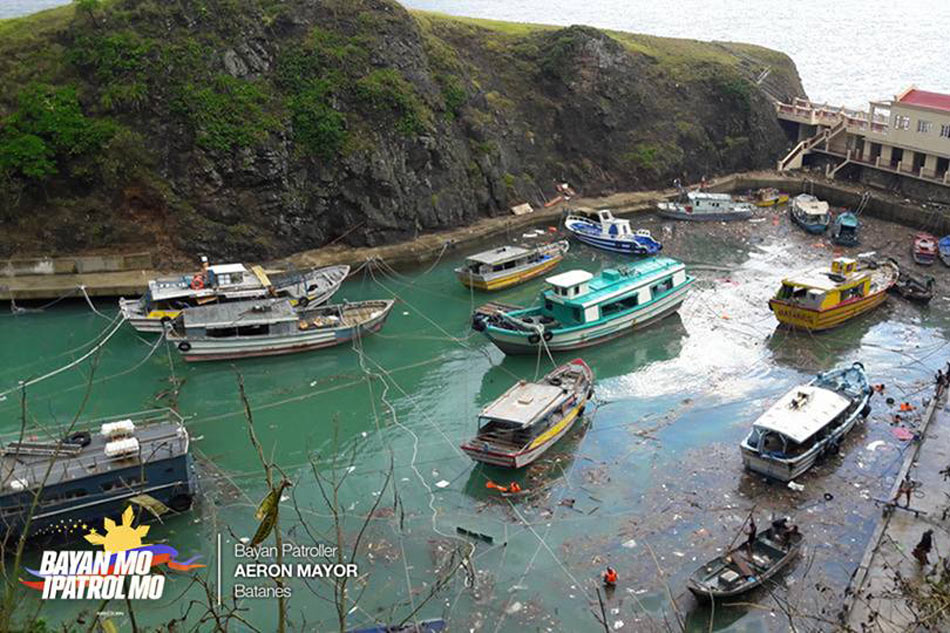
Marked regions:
[0,409,196,542]
[119,260,349,333]
[657,191,754,221]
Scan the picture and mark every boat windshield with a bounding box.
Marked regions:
[776,284,824,309]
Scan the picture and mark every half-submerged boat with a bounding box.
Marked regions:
[0,409,196,542]
[789,194,830,234]
[891,270,935,304]
[939,236,950,267]
[168,298,395,361]
[120,260,349,333]
[461,359,593,468]
[740,362,871,481]
[657,191,753,221]
[768,257,898,331]
[562,208,661,255]
[455,241,569,291]
[831,211,860,247]
[751,188,790,208]
[913,233,937,266]
[472,258,692,354]
[687,520,803,600]
[348,620,445,633]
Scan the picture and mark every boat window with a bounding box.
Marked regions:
[544,299,554,311]
[207,327,239,338]
[650,277,674,297]
[601,293,640,316]
[236,324,269,336]
[761,432,786,455]
[573,307,583,322]
[840,285,864,301]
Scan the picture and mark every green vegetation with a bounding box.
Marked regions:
[622,142,685,176]
[286,81,346,160]
[175,75,279,152]
[357,69,430,136]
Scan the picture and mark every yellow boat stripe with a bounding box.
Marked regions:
[528,399,584,450]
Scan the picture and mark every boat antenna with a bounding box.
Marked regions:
[724,504,758,553]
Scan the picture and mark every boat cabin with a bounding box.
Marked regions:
[462,246,535,276]
[774,258,868,310]
[476,380,569,446]
[744,386,851,458]
[172,298,299,339]
[794,195,830,224]
[566,208,635,237]
[686,191,740,210]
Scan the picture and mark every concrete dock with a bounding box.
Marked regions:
[845,383,950,631]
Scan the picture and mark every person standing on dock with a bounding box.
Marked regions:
[912,529,934,566]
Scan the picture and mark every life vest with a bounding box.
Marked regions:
[603,568,618,585]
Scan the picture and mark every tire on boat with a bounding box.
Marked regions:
[297,296,310,308]
[861,403,872,418]
[588,388,594,399]
[169,494,193,512]
[177,341,192,352]
[528,334,541,345]
[542,331,553,342]
[65,431,92,448]
[471,316,486,332]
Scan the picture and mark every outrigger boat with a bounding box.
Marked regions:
[120,259,350,333]
[913,233,937,265]
[472,258,692,354]
[0,409,196,542]
[657,191,753,221]
[890,270,935,304]
[831,211,860,247]
[750,187,790,208]
[461,359,593,468]
[455,241,569,291]
[739,362,871,481]
[789,194,830,234]
[768,257,898,331]
[562,208,661,255]
[938,236,950,267]
[168,298,394,361]
[687,519,803,600]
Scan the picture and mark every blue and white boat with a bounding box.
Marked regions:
[938,235,950,267]
[831,211,859,246]
[789,194,830,234]
[563,208,662,255]
[472,258,692,354]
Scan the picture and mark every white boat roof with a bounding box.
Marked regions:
[182,298,298,328]
[546,270,593,288]
[209,263,248,275]
[753,385,851,444]
[688,192,733,201]
[783,268,866,291]
[794,195,829,215]
[466,245,531,265]
[481,381,566,426]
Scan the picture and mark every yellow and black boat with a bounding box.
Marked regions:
[753,187,790,207]
[769,257,898,331]
[455,240,568,291]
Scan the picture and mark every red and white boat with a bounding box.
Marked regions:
[913,233,937,266]
[461,359,593,468]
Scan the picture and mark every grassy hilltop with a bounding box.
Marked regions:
[0,0,803,262]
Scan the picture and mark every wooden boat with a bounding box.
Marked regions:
[890,270,935,303]
[563,208,661,255]
[939,236,950,267]
[789,194,830,234]
[751,187,790,208]
[687,522,804,600]
[168,298,394,361]
[347,620,445,633]
[461,359,593,468]
[0,409,195,542]
[657,191,753,221]
[740,362,871,481]
[120,261,350,333]
[455,240,568,291]
[913,233,937,265]
[768,257,898,331]
[472,258,693,354]
[831,211,859,247]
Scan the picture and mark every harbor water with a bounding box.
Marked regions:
[2,206,949,631]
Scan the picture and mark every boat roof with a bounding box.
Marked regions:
[546,270,593,288]
[782,268,866,291]
[548,257,684,306]
[182,298,298,328]
[0,410,188,493]
[466,245,531,265]
[795,196,829,215]
[481,381,567,426]
[837,213,859,225]
[209,263,248,275]
[687,191,733,201]
[753,385,851,443]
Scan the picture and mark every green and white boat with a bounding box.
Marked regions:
[472,257,693,354]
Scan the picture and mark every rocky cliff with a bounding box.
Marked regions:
[0,0,804,263]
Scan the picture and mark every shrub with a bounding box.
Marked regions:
[175,75,279,151]
[287,81,346,160]
[357,69,430,136]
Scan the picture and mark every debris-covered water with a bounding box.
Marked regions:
[2,204,949,631]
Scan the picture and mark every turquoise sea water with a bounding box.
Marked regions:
[2,208,948,631]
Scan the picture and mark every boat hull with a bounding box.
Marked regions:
[788,207,828,234]
[754,194,789,208]
[563,221,661,255]
[769,290,888,331]
[485,281,691,354]
[657,207,752,221]
[457,255,563,291]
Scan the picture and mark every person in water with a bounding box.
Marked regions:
[603,567,618,587]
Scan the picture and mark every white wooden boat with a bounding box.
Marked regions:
[460,359,593,468]
[168,298,394,361]
[740,362,871,481]
[120,261,349,333]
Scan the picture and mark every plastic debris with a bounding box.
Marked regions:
[622,539,637,549]
[865,440,886,452]
[505,601,522,614]
[892,427,914,441]
[435,480,450,489]
[788,481,805,492]
[613,620,624,630]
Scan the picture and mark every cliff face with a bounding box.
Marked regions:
[0,0,804,263]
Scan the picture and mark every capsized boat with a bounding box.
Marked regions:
[120,260,350,333]
[657,191,753,221]
[939,236,950,267]
[768,257,898,331]
[472,258,693,354]
[687,520,803,600]
[789,194,830,234]
[461,359,593,468]
[831,211,859,247]
[890,270,935,304]
[347,621,445,633]
[0,409,196,542]
[740,361,871,481]
[751,187,790,208]
[563,208,661,255]
[913,233,937,265]
[455,240,568,291]
[168,298,394,361]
